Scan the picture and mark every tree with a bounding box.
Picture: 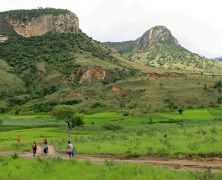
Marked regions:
[52,105,84,138]
[178,106,184,114]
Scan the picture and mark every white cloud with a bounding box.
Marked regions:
[0,0,221,58]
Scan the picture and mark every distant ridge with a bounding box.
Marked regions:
[215,57,222,61]
[104,26,222,73]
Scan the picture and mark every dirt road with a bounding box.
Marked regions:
[1,146,222,172]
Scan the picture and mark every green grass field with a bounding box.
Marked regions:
[0,156,221,180]
[1,109,222,157]
[2,109,222,179]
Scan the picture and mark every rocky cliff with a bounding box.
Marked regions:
[104,26,179,52]
[0,8,79,40]
[135,26,179,50]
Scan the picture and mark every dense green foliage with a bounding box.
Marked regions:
[214,80,222,90]
[0,8,71,20]
[0,32,113,73]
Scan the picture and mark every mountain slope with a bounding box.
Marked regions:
[0,59,25,94]
[104,26,222,73]
[0,9,221,114]
[0,8,141,112]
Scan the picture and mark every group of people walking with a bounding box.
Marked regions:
[32,138,48,156]
[30,137,74,158]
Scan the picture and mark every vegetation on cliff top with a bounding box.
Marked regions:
[0,8,73,19]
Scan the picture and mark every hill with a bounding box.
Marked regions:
[104,26,222,73]
[0,9,221,114]
[0,8,144,113]
[215,57,222,61]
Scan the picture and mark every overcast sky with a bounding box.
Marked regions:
[1,0,221,58]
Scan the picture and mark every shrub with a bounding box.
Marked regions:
[213,80,222,92]
[91,102,106,108]
[217,96,222,104]
[102,123,123,131]
[148,117,153,124]
[11,153,19,159]
[123,112,129,116]
[178,105,184,114]
[214,80,222,89]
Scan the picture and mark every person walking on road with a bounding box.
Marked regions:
[32,141,37,156]
[67,141,74,159]
[43,141,49,156]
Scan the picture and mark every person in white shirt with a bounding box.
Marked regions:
[67,141,74,159]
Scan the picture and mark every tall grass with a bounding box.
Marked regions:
[0,156,220,180]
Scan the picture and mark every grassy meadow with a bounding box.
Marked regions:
[1,109,222,157]
[1,109,222,179]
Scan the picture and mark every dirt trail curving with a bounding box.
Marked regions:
[1,147,222,172]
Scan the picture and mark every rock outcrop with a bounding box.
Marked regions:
[111,86,126,95]
[104,26,179,52]
[0,8,79,40]
[135,26,179,49]
[79,68,110,83]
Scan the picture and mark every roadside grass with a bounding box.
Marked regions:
[0,156,220,180]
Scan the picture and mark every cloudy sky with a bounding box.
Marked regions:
[1,0,221,58]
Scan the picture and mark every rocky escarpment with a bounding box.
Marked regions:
[0,8,79,40]
[104,26,178,52]
[135,26,179,49]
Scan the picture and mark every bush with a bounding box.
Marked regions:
[148,117,153,124]
[0,8,71,20]
[102,123,123,131]
[214,80,222,89]
[123,112,129,116]
[11,153,19,159]
[214,80,222,92]
[91,102,106,108]
[217,96,222,104]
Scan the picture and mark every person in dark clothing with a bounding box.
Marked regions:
[43,138,48,156]
[32,141,37,156]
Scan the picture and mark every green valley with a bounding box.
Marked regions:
[0,7,222,180]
